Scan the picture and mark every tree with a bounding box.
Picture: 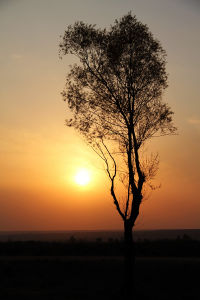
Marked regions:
[59,12,176,297]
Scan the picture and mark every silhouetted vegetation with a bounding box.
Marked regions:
[0,254,199,299]
[0,237,200,257]
[1,236,199,299]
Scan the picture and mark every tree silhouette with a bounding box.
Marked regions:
[60,12,176,297]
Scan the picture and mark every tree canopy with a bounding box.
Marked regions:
[60,13,176,226]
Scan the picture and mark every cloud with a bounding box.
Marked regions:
[0,0,15,9]
[182,0,200,12]
[187,118,200,125]
[10,54,23,60]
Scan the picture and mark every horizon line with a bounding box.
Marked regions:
[0,228,200,233]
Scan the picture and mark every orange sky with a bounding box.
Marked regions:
[0,0,200,230]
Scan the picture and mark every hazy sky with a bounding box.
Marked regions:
[0,0,200,230]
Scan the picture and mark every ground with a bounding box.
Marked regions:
[0,256,199,299]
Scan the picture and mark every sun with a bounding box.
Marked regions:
[75,169,91,186]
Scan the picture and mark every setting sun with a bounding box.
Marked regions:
[75,169,91,186]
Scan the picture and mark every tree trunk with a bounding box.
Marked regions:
[123,221,135,298]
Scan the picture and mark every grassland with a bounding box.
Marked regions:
[0,239,200,300]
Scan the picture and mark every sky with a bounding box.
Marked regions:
[0,0,200,231]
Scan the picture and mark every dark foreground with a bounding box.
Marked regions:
[0,256,199,300]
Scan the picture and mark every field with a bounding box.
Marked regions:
[0,255,199,300]
[0,233,200,299]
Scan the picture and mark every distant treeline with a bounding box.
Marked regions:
[1,229,200,242]
[0,236,200,257]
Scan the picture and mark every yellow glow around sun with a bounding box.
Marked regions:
[75,169,91,186]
